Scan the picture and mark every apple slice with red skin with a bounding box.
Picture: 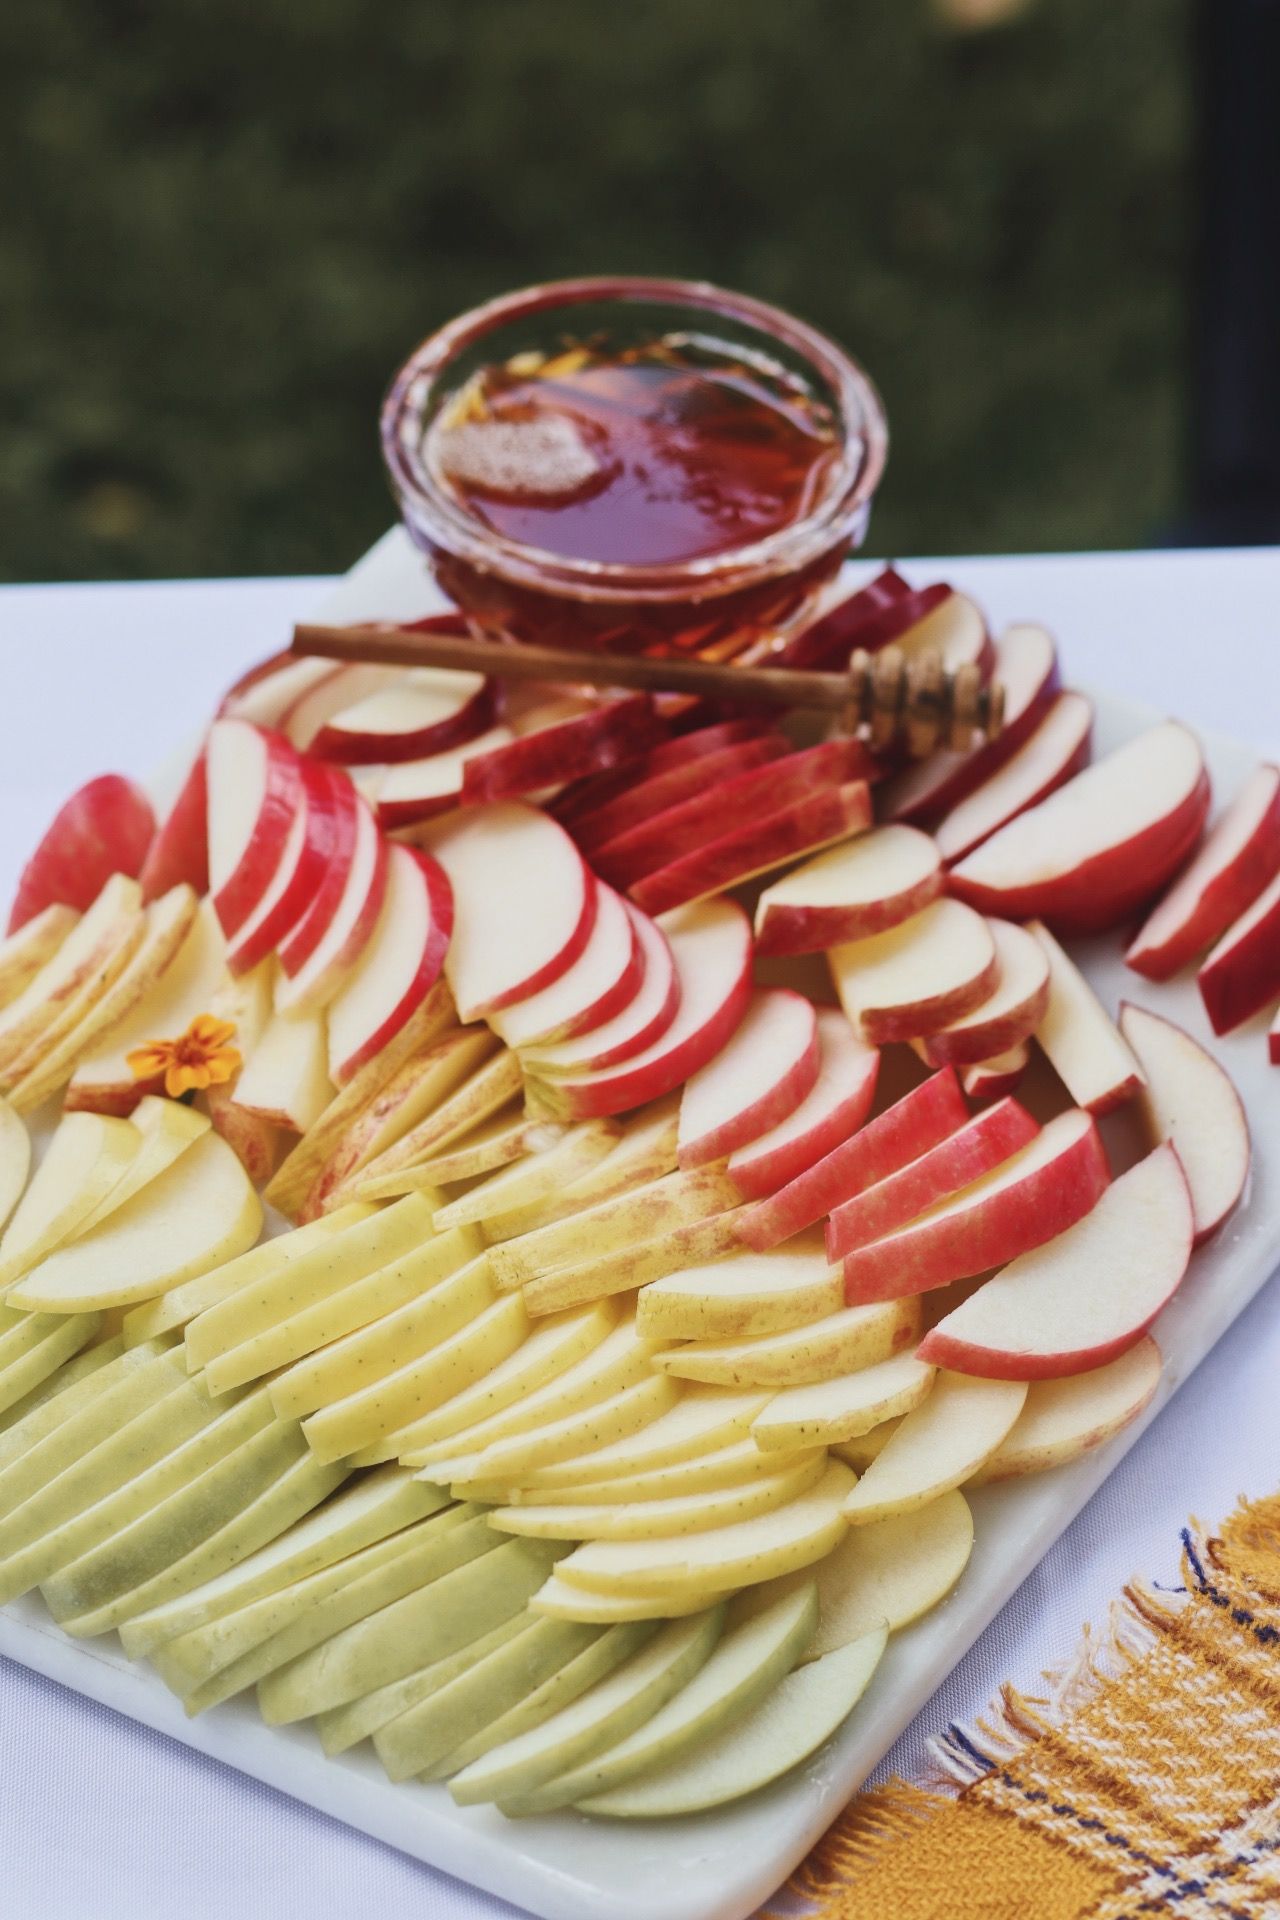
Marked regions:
[551,719,777,825]
[225,760,345,977]
[309,666,497,765]
[571,735,791,855]
[736,1066,968,1254]
[519,904,678,1078]
[524,898,752,1123]
[827,1096,1040,1258]
[282,663,401,750]
[274,770,361,976]
[829,896,997,1044]
[1270,1005,1279,1066]
[960,1042,1029,1104]
[489,884,639,1051]
[139,749,208,902]
[420,802,597,1021]
[891,591,993,679]
[326,843,454,1085]
[206,720,304,941]
[630,781,874,918]
[460,696,666,805]
[1028,920,1145,1116]
[273,794,389,1015]
[218,650,343,729]
[921,920,1050,1066]
[1119,1002,1250,1245]
[677,989,819,1170]
[1197,866,1280,1036]
[777,569,949,670]
[919,1144,1191,1381]
[1126,762,1280,980]
[372,726,512,830]
[843,1106,1110,1306]
[754,825,943,957]
[933,692,1093,867]
[882,624,1060,826]
[727,1010,879,1201]
[8,775,156,934]
[949,720,1210,935]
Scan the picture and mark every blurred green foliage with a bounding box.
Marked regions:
[1,0,1185,582]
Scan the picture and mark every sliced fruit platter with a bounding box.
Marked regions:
[1,531,1277,1920]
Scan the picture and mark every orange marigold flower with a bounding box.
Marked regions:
[127,1014,242,1101]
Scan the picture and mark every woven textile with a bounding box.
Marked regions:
[772,1493,1280,1920]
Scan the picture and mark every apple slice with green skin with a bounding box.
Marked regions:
[628,781,874,918]
[325,843,453,1085]
[961,1041,1029,1103]
[655,1295,920,1389]
[751,1351,935,1452]
[572,735,790,854]
[677,989,818,1171]
[205,721,302,940]
[8,774,155,934]
[0,903,79,1008]
[508,1436,798,1507]
[826,1097,1040,1258]
[0,1110,139,1288]
[461,696,665,804]
[140,749,208,901]
[736,1066,967,1254]
[754,825,943,957]
[842,1371,1027,1525]
[503,1584,818,1815]
[1120,1001,1250,1243]
[636,1235,842,1342]
[843,1107,1109,1306]
[931,690,1094,866]
[726,1011,879,1203]
[0,873,144,1076]
[490,1454,827,1542]
[920,1144,1192,1381]
[530,1576,713,1625]
[920,919,1050,1067]
[273,794,388,1015]
[428,1121,618,1230]
[1127,762,1280,980]
[310,665,496,764]
[231,1008,334,1135]
[0,1310,103,1419]
[519,905,679,1080]
[488,883,640,1052]
[1197,866,1280,1036]
[520,1388,770,1492]
[1028,919,1145,1115]
[315,1614,534,1758]
[0,1330,125,1458]
[830,897,998,1045]
[969,1336,1162,1483]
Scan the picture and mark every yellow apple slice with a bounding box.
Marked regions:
[512,1433,789,1505]
[480,1097,680,1241]
[0,903,79,1009]
[0,1111,140,1289]
[0,1308,103,1417]
[575,1624,886,1817]
[434,1374,679,1488]
[77,1095,209,1237]
[831,1418,901,1470]
[635,1235,842,1342]
[426,1120,619,1229]
[352,1109,560,1201]
[488,1166,741,1291]
[0,1097,30,1238]
[325,1040,520,1206]
[969,1336,1162,1483]
[750,1351,935,1452]
[843,1371,1027,1526]
[653,1296,921,1388]
[316,1615,533,1757]
[8,1130,261,1313]
[0,874,143,1077]
[490,1453,827,1541]
[522,1213,749,1316]
[521,1387,770,1491]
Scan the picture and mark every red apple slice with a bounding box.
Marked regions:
[1028,920,1144,1115]
[754,825,943,957]
[460,697,665,805]
[629,781,874,918]
[206,720,303,941]
[892,591,993,678]
[372,726,513,830]
[1270,1004,1279,1065]
[275,772,361,977]
[553,719,779,827]
[829,896,997,1044]
[139,749,208,902]
[842,1107,1110,1305]
[218,651,343,729]
[949,720,1210,935]
[827,1096,1040,1257]
[1126,762,1280,980]
[960,1042,1030,1104]
[677,989,819,1170]
[524,898,752,1122]
[273,795,388,1014]
[919,1144,1191,1380]
[8,775,156,934]
[1119,1002,1250,1244]
[921,920,1050,1066]
[489,884,640,1051]
[309,666,497,765]
[1197,866,1280,1036]
[225,760,343,977]
[736,1067,968,1253]
[777,570,949,670]
[727,1010,879,1201]
[572,736,791,855]
[933,692,1093,867]
[326,844,454,1085]
[882,623,1060,825]
[519,905,679,1078]
[282,663,401,750]
[231,1007,334,1134]
[420,802,597,1021]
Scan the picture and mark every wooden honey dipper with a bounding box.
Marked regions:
[291,621,1004,757]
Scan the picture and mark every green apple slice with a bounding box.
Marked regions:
[0,1330,124,1442]
[503,1583,818,1814]
[316,1615,530,1757]
[530,1574,719,1625]
[575,1624,887,1817]
[0,1096,31,1238]
[489,1453,827,1542]
[751,1352,936,1452]
[0,1335,149,1469]
[0,1111,138,1289]
[520,1387,771,1491]
[507,1434,800,1506]
[842,1372,1027,1526]
[0,1310,103,1417]
[652,1297,921,1388]
[122,1206,361,1347]
[436,1373,679,1490]
[448,1609,723,1806]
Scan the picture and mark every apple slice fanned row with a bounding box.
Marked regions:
[0,903,82,1010]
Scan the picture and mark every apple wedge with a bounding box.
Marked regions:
[488,883,639,1051]
[960,1042,1029,1103]
[461,696,664,804]
[654,1295,920,1388]
[635,1236,842,1342]
[324,844,452,1085]
[279,660,400,750]
[139,749,208,902]
[507,1436,799,1508]
[827,1097,1040,1259]
[750,1350,934,1452]
[571,734,789,854]
[1120,1002,1250,1243]
[726,1011,879,1202]
[1197,866,1280,1035]
[1028,919,1145,1114]
[230,1009,334,1134]
[842,1371,1027,1524]
[842,1107,1110,1305]
[920,1144,1192,1379]
[273,794,388,1014]
[519,1212,748,1318]
[736,1065,967,1253]
[1271,1003,1279,1065]
[0,903,79,1009]
[950,719,1210,933]
[754,824,942,957]
[310,664,496,764]
[432,1374,680,1489]
[931,690,1094,866]
[970,1336,1162,1482]
[1126,762,1280,980]
[367,725,510,829]
[8,774,154,933]
[205,721,303,940]
[518,904,679,1078]
[0,1110,139,1288]
[891,588,992,675]
[218,650,342,729]
[829,897,998,1044]
[491,1454,827,1543]
[677,989,818,1170]
[525,898,752,1121]
[0,872,143,1078]
[920,919,1050,1067]
[419,803,596,1020]
[628,781,873,918]
[520,1388,770,1492]
[321,1044,522,1210]
[78,1095,209,1235]
[473,1102,678,1242]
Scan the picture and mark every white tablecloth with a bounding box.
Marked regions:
[1,549,1277,1920]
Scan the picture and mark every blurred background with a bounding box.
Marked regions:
[3,0,1277,584]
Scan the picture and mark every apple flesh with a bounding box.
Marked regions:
[920,919,1050,1066]
[519,904,679,1078]
[920,1143,1192,1379]
[1127,762,1280,979]
[842,1371,1027,1524]
[218,650,342,730]
[754,824,942,957]
[231,1010,334,1134]
[369,725,511,829]
[677,989,818,1170]
[224,759,340,977]
[325,844,453,1085]
[960,1041,1030,1104]
[635,1235,843,1342]
[1028,919,1145,1115]
[970,1335,1162,1482]
[309,665,496,764]
[628,780,873,918]
[279,661,400,750]
[1119,1001,1250,1244]
[139,750,208,902]
[489,884,639,1051]
[776,568,950,670]
[0,904,79,1011]
[1197,866,1280,1036]
[205,721,304,941]
[843,1106,1110,1305]
[0,873,143,1078]
[931,690,1094,867]
[460,696,665,804]
[274,772,360,976]
[829,896,998,1044]
[653,1294,920,1388]
[8,775,155,934]
[726,1010,879,1202]
[750,1349,935,1452]
[572,736,789,854]
[273,795,388,1014]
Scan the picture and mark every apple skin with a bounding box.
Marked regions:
[1197,867,1280,1036]
[753,826,943,958]
[960,1043,1030,1104]
[776,570,951,670]
[1126,762,1280,980]
[139,750,208,902]
[276,773,360,976]
[1271,1006,1280,1066]
[327,845,454,1086]
[459,696,666,805]
[309,671,497,766]
[519,904,679,1077]
[677,989,819,1170]
[226,760,347,978]
[921,920,1050,1066]
[736,1066,969,1253]
[830,897,998,1046]
[572,736,790,855]
[216,649,340,728]
[208,723,304,941]
[552,718,777,824]
[8,776,156,935]
[842,1108,1111,1305]
[629,781,873,918]
[1120,1000,1251,1245]
[727,1011,880,1201]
